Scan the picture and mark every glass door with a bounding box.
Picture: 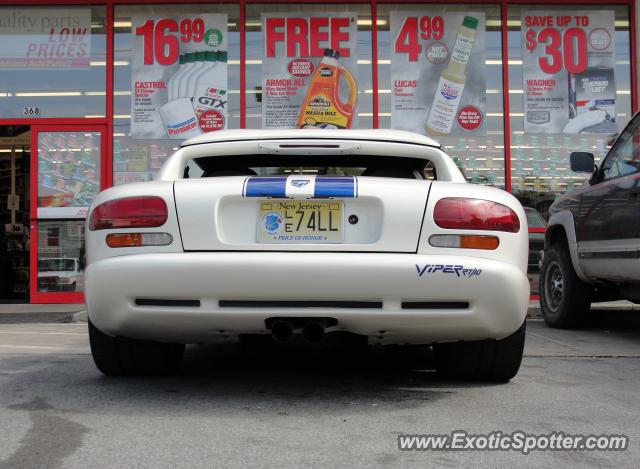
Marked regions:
[30,125,106,304]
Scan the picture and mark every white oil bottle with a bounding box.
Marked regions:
[192,51,228,131]
[426,16,479,136]
[176,52,198,98]
[167,54,186,101]
[188,51,216,99]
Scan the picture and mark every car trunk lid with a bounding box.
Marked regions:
[174,176,430,252]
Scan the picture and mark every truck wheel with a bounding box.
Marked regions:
[88,320,184,376]
[539,244,592,328]
[434,322,526,382]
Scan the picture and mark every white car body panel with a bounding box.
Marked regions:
[174,176,430,252]
[86,252,528,344]
[85,129,529,345]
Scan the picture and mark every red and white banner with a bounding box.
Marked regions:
[131,13,228,139]
[261,13,359,129]
[521,10,616,134]
[390,12,486,137]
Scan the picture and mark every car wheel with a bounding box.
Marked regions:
[539,244,591,328]
[88,320,184,376]
[434,321,526,382]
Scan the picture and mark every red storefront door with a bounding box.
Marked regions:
[30,125,107,304]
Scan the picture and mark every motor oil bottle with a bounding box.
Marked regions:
[176,52,199,98]
[192,51,228,131]
[186,51,210,99]
[426,16,479,136]
[167,54,186,101]
[295,49,357,129]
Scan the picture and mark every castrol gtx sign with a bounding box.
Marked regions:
[130,13,228,140]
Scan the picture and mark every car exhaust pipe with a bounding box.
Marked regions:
[302,321,325,343]
[271,320,294,343]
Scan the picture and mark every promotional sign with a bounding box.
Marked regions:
[521,11,616,134]
[261,13,358,129]
[131,14,228,139]
[0,8,91,69]
[390,12,486,136]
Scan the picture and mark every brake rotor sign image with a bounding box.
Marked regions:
[521,10,616,134]
[390,12,486,136]
[262,13,358,129]
[130,14,228,139]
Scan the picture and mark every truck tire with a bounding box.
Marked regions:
[434,321,526,382]
[539,243,592,328]
[88,320,184,376]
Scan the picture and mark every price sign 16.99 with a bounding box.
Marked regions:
[135,18,205,65]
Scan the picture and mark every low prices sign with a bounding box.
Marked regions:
[521,11,616,134]
[261,13,358,129]
[0,8,91,69]
[390,12,486,137]
[131,14,228,139]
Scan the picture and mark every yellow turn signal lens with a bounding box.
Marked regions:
[106,233,142,248]
[459,235,499,250]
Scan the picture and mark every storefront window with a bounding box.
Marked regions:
[113,4,241,185]
[377,4,505,188]
[245,3,374,129]
[37,220,85,293]
[0,6,106,118]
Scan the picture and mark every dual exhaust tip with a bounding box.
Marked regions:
[270,319,327,344]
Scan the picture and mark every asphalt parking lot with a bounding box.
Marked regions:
[0,314,639,468]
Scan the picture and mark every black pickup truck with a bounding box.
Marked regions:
[540,112,640,328]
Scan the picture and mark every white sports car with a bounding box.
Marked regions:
[85,129,529,380]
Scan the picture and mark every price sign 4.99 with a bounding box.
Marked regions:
[394,16,444,62]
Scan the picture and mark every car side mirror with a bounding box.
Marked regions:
[569,152,595,173]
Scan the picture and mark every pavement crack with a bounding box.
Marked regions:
[527,332,587,353]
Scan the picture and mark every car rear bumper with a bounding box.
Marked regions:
[85,252,529,345]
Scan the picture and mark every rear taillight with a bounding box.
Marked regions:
[89,196,168,231]
[433,198,520,233]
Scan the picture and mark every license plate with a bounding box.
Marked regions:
[257,200,343,243]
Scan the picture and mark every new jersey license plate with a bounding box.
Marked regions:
[257,200,343,243]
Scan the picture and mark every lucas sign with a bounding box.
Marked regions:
[390,12,486,136]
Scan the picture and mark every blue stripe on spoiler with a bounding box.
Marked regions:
[243,176,357,198]
[314,176,356,198]
[244,177,287,197]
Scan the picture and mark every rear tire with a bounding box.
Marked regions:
[434,321,526,382]
[88,320,184,376]
[539,243,592,328]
